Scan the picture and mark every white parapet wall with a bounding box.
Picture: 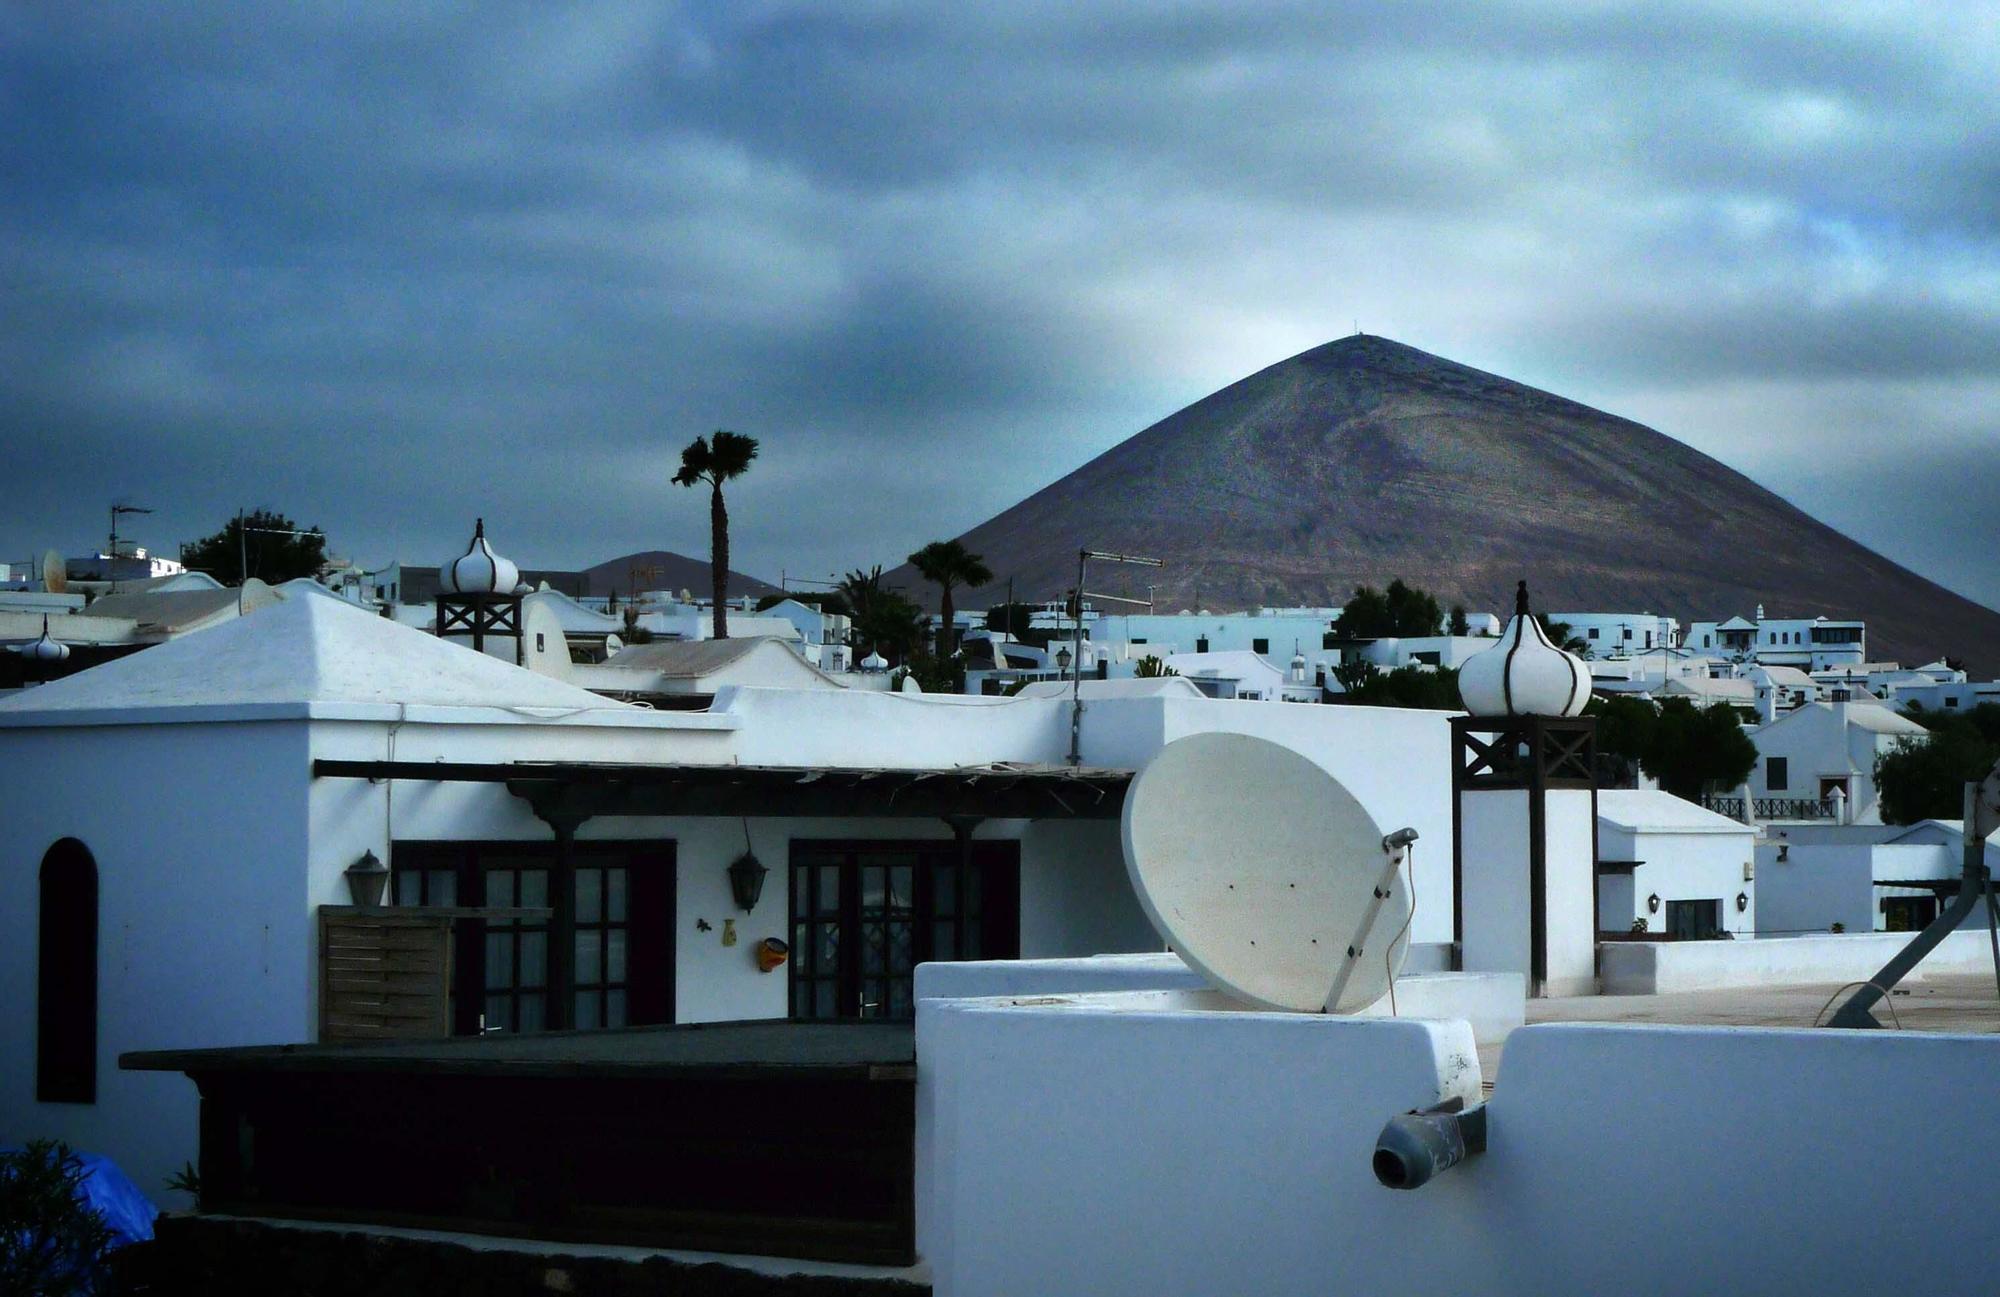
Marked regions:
[918,996,2000,1297]
[1600,928,2000,995]
[916,955,1525,1045]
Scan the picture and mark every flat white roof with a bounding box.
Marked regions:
[1598,789,1751,835]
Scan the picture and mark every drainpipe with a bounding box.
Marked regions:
[1373,1098,1488,1189]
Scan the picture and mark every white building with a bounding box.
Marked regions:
[1685,608,1867,671]
[0,591,1458,1197]
[1547,611,1679,656]
[1746,698,1928,824]
[1595,790,1756,937]
[1754,820,2000,936]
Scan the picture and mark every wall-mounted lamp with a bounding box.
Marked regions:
[1777,844,1790,862]
[1646,893,1661,914]
[728,851,769,912]
[1736,892,1749,913]
[345,849,389,909]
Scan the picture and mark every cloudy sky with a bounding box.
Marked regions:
[4,3,1997,608]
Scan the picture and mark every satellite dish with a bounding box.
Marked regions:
[1121,732,1414,1013]
[41,549,66,594]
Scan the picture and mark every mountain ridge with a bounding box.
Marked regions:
[883,335,2000,673]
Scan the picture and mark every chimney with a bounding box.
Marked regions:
[1754,603,1765,622]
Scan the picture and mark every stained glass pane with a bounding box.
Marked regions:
[817,866,840,914]
[606,930,627,984]
[815,980,837,1017]
[395,871,420,906]
[817,922,840,974]
[606,989,627,1028]
[890,980,912,1018]
[793,980,810,1017]
[890,866,914,912]
[889,922,913,973]
[793,865,809,917]
[606,869,628,922]
[864,924,886,974]
[861,866,885,911]
[576,930,603,985]
[520,932,547,987]
[483,994,510,1033]
[577,870,602,924]
[575,993,600,1031]
[486,871,513,907]
[518,994,545,1033]
[431,871,457,908]
[520,870,547,908]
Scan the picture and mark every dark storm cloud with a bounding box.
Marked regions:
[2,2,1996,609]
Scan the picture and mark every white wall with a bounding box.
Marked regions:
[1017,820,1158,958]
[1544,789,1597,995]
[1599,826,1755,936]
[0,721,311,1204]
[1753,843,1877,936]
[918,997,1480,1297]
[920,995,2000,1296]
[1599,927,2000,994]
[1459,792,1532,981]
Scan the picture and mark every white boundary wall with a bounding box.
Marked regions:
[920,996,2000,1297]
[1599,928,1999,995]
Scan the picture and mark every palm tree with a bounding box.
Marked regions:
[908,539,994,658]
[672,430,759,639]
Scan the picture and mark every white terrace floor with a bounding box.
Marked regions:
[1481,971,2000,1081]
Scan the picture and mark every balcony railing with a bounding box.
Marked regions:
[1702,796,1834,822]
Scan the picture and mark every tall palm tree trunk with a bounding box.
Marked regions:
[938,583,955,658]
[711,482,729,639]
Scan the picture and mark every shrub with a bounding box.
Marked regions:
[0,1140,116,1297]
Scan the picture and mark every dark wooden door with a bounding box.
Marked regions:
[788,840,1020,1020]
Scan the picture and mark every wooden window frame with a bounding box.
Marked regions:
[390,839,675,1034]
[787,839,1020,1021]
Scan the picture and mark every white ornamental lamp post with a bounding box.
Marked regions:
[1451,581,1599,997]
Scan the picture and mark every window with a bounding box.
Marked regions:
[392,840,673,1034]
[1252,638,1270,655]
[38,839,98,1103]
[1131,637,1147,645]
[790,840,1019,1021]
[1588,628,1600,640]
[1704,635,1712,648]
[1766,757,1788,791]
[1196,637,1209,653]
[1666,899,1721,939]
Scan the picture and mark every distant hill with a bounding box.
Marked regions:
[581,550,780,601]
[883,335,2000,673]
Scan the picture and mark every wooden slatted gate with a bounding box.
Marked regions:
[318,909,453,1041]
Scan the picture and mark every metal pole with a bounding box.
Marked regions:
[237,508,247,613]
[1069,550,1086,766]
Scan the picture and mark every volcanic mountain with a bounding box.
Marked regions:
[580,550,779,601]
[885,335,2000,673]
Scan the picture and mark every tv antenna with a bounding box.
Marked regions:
[1121,731,1416,1012]
[1067,548,1161,765]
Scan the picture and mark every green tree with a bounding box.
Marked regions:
[1448,604,1470,636]
[1133,654,1178,678]
[672,429,759,639]
[984,601,1034,638]
[908,539,993,658]
[1335,579,1443,638]
[838,565,925,665]
[0,1141,117,1297]
[1340,664,1462,709]
[1536,615,1590,656]
[1642,698,1757,801]
[1875,711,2000,824]
[182,508,327,585]
[1584,694,1661,785]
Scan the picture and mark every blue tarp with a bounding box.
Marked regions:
[2,1146,158,1249]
